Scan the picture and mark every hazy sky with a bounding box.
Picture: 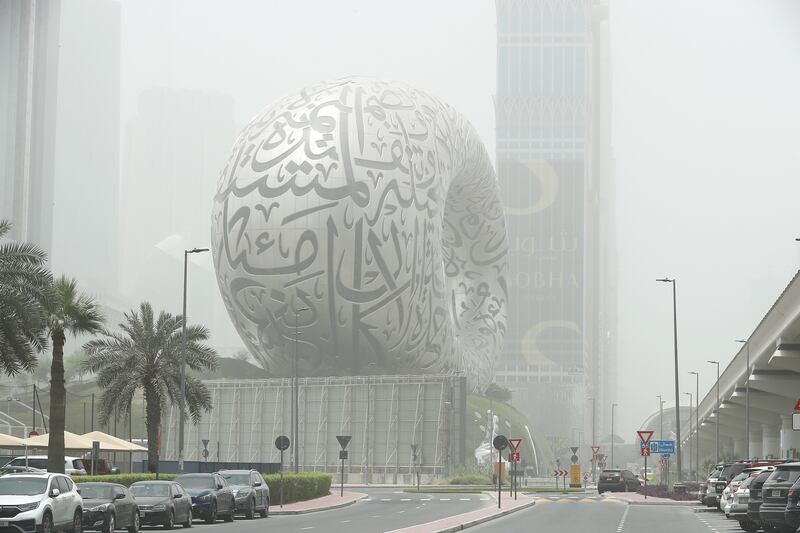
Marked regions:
[118,0,800,440]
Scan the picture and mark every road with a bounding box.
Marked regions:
[140,488,494,533]
[471,493,739,533]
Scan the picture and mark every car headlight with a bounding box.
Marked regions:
[198,495,212,502]
[152,505,167,511]
[89,504,110,512]
[17,501,40,512]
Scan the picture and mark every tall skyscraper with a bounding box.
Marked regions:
[0,0,61,251]
[494,0,616,457]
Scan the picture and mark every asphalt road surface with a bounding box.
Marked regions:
[140,488,494,533]
[471,493,739,533]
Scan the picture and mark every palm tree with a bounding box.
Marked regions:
[41,276,104,473]
[0,220,51,374]
[83,302,218,473]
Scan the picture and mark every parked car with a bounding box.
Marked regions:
[218,469,270,519]
[723,468,763,516]
[727,475,756,531]
[0,472,83,532]
[1,456,87,476]
[597,469,641,493]
[78,482,139,533]
[759,461,800,533]
[81,459,119,476]
[703,463,725,506]
[783,473,800,532]
[747,468,776,533]
[129,480,193,529]
[174,473,235,524]
[0,464,45,475]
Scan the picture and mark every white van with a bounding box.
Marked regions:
[2,456,87,476]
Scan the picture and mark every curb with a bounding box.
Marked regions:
[270,493,368,515]
[429,498,535,533]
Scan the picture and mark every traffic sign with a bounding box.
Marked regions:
[591,446,600,459]
[583,472,589,481]
[649,440,675,454]
[275,435,290,451]
[570,446,579,455]
[637,431,654,446]
[793,413,800,431]
[552,469,568,477]
[570,455,579,464]
[660,453,670,459]
[202,439,210,449]
[794,399,800,411]
[493,435,509,451]
[202,449,209,458]
[336,435,352,449]
[511,452,520,462]
[339,450,348,460]
[641,446,651,457]
[508,438,523,451]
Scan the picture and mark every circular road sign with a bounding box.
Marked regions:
[275,435,290,451]
[493,435,509,451]
[571,454,579,464]
[201,449,209,459]
[28,430,39,438]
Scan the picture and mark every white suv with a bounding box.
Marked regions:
[2,457,87,476]
[0,473,83,532]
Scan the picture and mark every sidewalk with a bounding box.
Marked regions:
[385,494,534,533]
[270,491,368,515]
[604,491,699,506]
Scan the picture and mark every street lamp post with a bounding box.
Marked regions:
[611,403,618,468]
[684,392,692,480]
[657,277,682,482]
[735,339,750,459]
[689,371,699,481]
[588,397,596,483]
[657,395,664,440]
[178,247,209,474]
[708,360,721,463]
[293,307,310,473]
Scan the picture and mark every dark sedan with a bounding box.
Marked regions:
[219,469,270,519]
[129,480,192,529]
[175,473,235,524]
[598,469,641,493]
[78,482,139,533]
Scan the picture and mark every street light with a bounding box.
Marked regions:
[684,392,692,480]
[656,395,664,440]
[708,360,721,463]
[689,371,700,481]
[656,277,682,482]
[588,397,596,482]
[611,403,618,468]
[293,306,310,473]
[735,339,750,459]
[178,247,209,473]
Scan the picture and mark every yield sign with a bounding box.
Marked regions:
[591,446,600,458]
[336,435,352,449]
[508,438,523,451]
[637,431,654,446]
[794,399,800,411]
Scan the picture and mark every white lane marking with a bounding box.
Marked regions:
[397,510,405,514]
[480,496,490,501]
[301,528,314,531]
[459,498,471,501]
[340,519,352,523]
[420,498,432,501]
[400,498,411,501]
[371,515,382,518]
[439,498,451,501]
[616,505,629,532]
[380,498,392,501]
[393,490,404,494]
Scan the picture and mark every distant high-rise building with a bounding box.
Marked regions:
[494,0,616,457]
[0,0,61,251]
[51,0,121,299]
[119,88,241,349]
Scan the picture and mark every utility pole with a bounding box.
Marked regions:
[611,403,618,468]
[735,340,750,459]
[657,395,663,440]
[689,371,700,482]
[684,392,692,480]
[708,360,720,463]
[657,277,682,482]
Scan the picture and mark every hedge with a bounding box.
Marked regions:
[74,472,333,504]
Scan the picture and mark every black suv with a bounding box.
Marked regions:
[218,469,270,519]
[759,462,800,533]
[598,469,641,493]
[745,468,776,533]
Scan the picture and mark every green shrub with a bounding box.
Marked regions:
[263,472,332,504]
[75,471,332,505]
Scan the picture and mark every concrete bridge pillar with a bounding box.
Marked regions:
[763,425,780,459]
[749,427,763,458]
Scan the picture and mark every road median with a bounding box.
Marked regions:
[270,491,368,515]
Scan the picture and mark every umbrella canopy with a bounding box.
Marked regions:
[0,433,27,448]
[21,431,94,450]
[82,431,147,452]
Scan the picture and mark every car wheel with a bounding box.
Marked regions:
[103,512,115,533]
[245,497,255,520]
[205,503,216,524]
[128,511,140,533]
[738,520,759,533]
[41,512,54,533]
[68,509,83,533]
[259,498,268,518]
[163,509,174,530]
[182,507,192,528]
[223,508,234,522]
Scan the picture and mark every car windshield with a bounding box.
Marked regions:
[0,477,47,496]
[70,459,85,470]
[732,473,748,482]
[130,484,170,497]
[175,476,216,490]
[221,474,250,486]
[767,468,800,484]
[77,484,115,499]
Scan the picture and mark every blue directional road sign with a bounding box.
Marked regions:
[650,440,675,454]
[661,453,670,459]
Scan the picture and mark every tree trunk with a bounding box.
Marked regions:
[48,330,66,474]
[145,387,161,473]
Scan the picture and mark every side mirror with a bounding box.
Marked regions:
[216,484,224,490]
[111,468,120,475]
[173,493,182,499]
[50,488,60,498]
[253,481,262,487]
[114,493,125,500]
